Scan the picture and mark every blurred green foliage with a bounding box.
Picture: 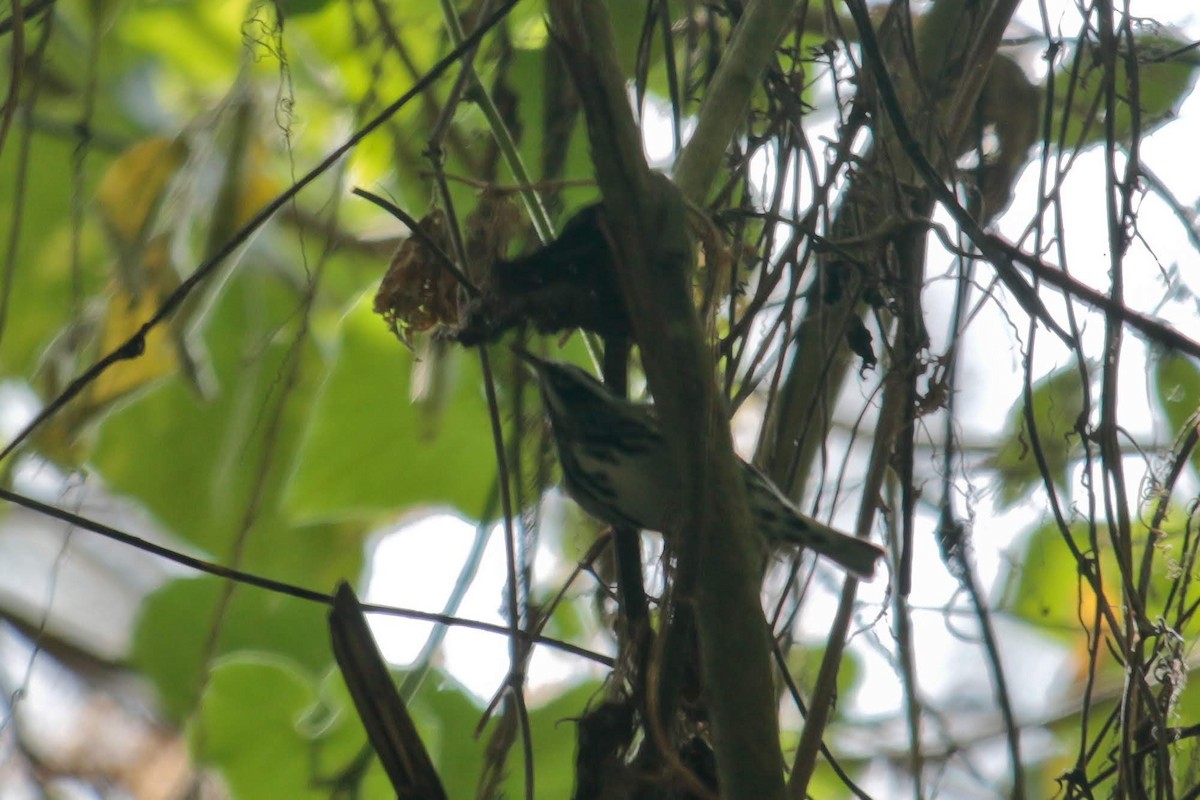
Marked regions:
[987,364,1086,510]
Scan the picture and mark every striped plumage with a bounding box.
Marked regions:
[519,352,885,579]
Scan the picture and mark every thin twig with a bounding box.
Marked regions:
[0,486,612,666]
[0,0,52,36]
[351,187,480,297]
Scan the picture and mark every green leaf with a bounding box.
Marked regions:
[779,648,868,789]
[501,680,604,798]
[284,296,496,522]
[1006,520,1098,641]
[1044,695,1121,791]
[1053,32,1200,149]
[193,655,323,799]
[1153,353,1200,476]
[194,655,425,799]
[317,664,597,799]
[277,0,334,16]
[0,135,109,378]
[90,264,367,574]
[1007,513,1194,648]
[507,46,597,211]
[987,365,1086,510]
[132,577,334,720]
[1173,677,1200,791]
[412,674,492,799]
[310,669,395,797]
[786,644,863,704]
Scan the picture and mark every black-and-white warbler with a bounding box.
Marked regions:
[518,351,886,579]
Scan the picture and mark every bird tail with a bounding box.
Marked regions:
[743,463,886,579]
[796,520,887,580]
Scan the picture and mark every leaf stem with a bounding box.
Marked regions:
[673,0,798,204]
[436,0,554,243]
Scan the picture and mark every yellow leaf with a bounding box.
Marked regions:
[34,237,183,465]
[91,237,181,405]
[95,136,189,251]
[234,161,281,229]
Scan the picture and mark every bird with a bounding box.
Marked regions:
[517,350,885,579]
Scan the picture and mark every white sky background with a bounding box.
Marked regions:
[370,3,1200,795]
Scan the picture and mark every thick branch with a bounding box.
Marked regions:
[547,2,786,797]
[674,0,800,203]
